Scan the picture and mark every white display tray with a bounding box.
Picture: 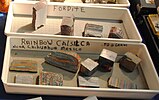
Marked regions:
[13,0,130,8]
[2,36,159,99]
[5,2,141,43]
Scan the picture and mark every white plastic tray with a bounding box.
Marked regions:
[1,36,159,99]
[5,2,141,43]
[13,0,130,8]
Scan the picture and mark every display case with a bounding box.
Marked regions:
[1,36,159,99]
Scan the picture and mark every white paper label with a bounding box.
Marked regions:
[27,97,43,100]
[83,96,98,100]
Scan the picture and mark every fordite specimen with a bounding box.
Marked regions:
[39,71,63,86]
[61,15,75,36]
[118,52,141,72]
[32,0,47,30]
[9,60,38,73]
[83,23,103,38]
[107,77,137,89]
[98,49,117,72]
[81,0,96,3]
[108,26,123,39]
[45,51,80,73]
[78,76,99,88]
[82,0,116,4]
[80,58,99,76]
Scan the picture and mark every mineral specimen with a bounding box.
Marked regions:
[45,51,80,73]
